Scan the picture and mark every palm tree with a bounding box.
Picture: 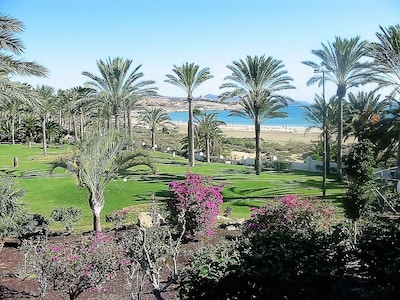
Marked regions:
[82,57,158,131]
[303,95,338,174]
[165,62,213,167]
[35,85,56,157]
[220,55,294,175]
[365,25,400,173]
[0,14,48,77]
[344,91,388,142]
[194,112,226,163]
[138,107,173,150]
[302,36,371,181]
[365,24,400,98]
[51,131,156,233]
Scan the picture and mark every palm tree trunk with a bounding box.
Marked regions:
[89,191,103,233]
[254,120,261,175]
[11,115,15,145]
[206,137,211,163]
[80,108,84,138]
[42,117,47,157]
[151,128,156,150]
[337,96,343,181]
[188,96,195,167]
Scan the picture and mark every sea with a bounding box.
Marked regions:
[168,104,312,128]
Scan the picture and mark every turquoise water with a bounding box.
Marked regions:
[168,104,312,127]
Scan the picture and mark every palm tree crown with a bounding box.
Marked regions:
[220,55,294,175]
[165,62,213,167]
[82,57,158,131]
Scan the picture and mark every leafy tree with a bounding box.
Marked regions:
[303,36,371,181]
[342,140,377,243]
[194,111,226,162]
[138,107,173,150]
[82,57,158,131]
[165,62,213,167]
[51,131,155,233]
[220,55,294,174]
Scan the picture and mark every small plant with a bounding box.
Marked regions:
[167,172,225,236]
[105,208,130,231]
[50,207,82,234]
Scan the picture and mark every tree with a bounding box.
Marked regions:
[303,94,338,173]
[34,85,56,157]
[82,57,158,131]
[344,91,388,142]
[0,13,48,78]
[194,111,226,162]
[165,62,213,167]
[342,140,377,243]
[138,107,173,150]
[303,36,371,181]
[220,55,294,175]
[365,25,400,173]
[51,131,155,233]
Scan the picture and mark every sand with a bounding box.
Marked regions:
[144,96,322,144]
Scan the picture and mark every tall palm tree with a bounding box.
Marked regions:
[138,107,173,150]
[165,62,213,167]
[303,95,338,173]
[35,85,56,157]
[82,57,158,131]
[302,36,371,181]
[220,55,294,175]
[194,112,226,163]
[365,25,400,173]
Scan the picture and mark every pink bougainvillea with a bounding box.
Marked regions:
[167,172,225,236]
[244,195,336,235]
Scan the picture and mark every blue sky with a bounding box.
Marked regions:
[2,0,399,102]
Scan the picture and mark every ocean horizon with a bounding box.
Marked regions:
[168,104,312,128]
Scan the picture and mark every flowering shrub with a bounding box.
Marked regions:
[29,233,121,299]
[243,194,336,235]
[167,173,224,236]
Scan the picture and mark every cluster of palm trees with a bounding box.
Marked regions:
[1,12,400,178]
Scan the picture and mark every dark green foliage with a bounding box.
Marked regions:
[357,218,400,297]
[50,207,82,233]
[343,140,377,221]
[15,213,49,239]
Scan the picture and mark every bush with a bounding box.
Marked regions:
[357,218,400,297]
[50,207,82,234]
[179,241,241,299]
[28,233,121,299]
[105,208,130,231]
[167,172,224,236]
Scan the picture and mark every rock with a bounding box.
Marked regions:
[137,212,165,228]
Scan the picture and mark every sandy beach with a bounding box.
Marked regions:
[144,96,321,143]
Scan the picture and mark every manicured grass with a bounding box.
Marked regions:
[1,144,346,232]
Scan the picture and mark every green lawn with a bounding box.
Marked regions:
[1,144,346,232]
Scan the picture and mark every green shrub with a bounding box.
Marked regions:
[357,218,400,297]
[50,207,82,234]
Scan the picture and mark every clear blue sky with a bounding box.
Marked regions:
[2,0,399,102]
